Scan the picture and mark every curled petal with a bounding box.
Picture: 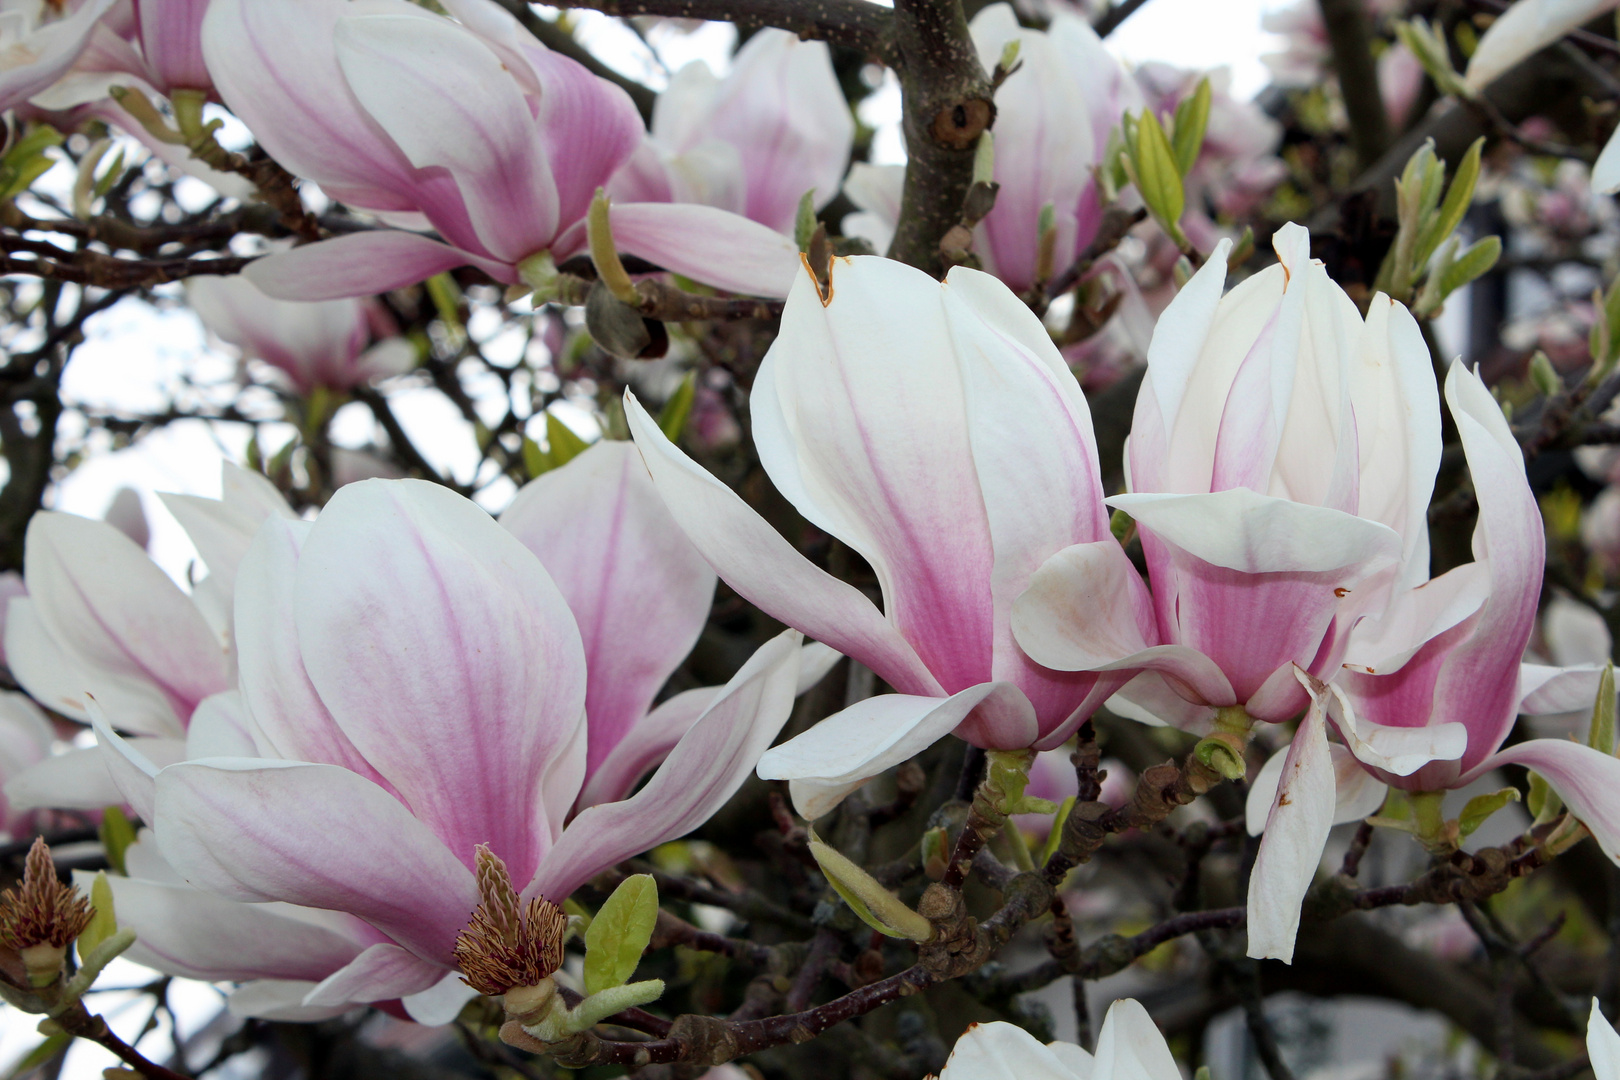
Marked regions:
[244,232,514,302]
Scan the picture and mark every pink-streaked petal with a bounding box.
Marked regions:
[154,760,477,965]
[86,698,181,823]
[334,13,558,260]
[22,511,228,725]
[134,0,213,91]
[1519,662,1606,715]
[1340,561,1489,675]
[4,599,180,736]
[528,630,802,901]
[1246,673,1335,963]
[574,686,721,811]
[602,202,800,298]
[1481,739,1620,861]
[234,517,392,786]
[1105,671,1219,733]
[5,741,170,816]
[227,981,352,1023]
[625,391,940,697]
[501,440,715,778]
[943,266,1126,732]
[184,691,261,759]
[243,232,514,303]
[751,255,995,691]
[184,274,370,395]
[85,871,366,984]
[758,682,1029,820]
[304,943,446,1009]
[1325,679,1466,776]
[1011,540,1161,670]
[160,464,296,627]
[294,479,586,884]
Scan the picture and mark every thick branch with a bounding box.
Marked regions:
[886,0,995,275]
[1316,0,1392,167]
[0,249,253,288]
[550,0,894,57]
[490,0,657,118]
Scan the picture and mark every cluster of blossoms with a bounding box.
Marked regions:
[5,0,1620,1075]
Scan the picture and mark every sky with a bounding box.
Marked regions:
[7,1,1290,1074]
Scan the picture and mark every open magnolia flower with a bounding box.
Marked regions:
[608,28,852,237]
[3,465,293,813]
[936,999,1179,1080]
[627,253,1150,819]
[202,0,799,300]
[1246,362,1620,962]
[1593,999,1620,1080]
[186,275,417,396]
[1012,223,1445,731]
[95,477,805,1022]
[30,0,212,108]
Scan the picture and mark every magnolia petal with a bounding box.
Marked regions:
[1480,739,1620,861]
[294,479,587,884]
[304,942,446,1009]
[1091,998,1181,1080]
[85,871,365,983]
[626,390,940,696]
[1246,743,1389,836]
[1247,675,1336,963]
[573,686,720,810]
[603,202,800,298]
[244,232,513,302]
[153,760,477,965]
[185,691,261,759]
[403,972,480,1025]
[1108,489,1402,575]
[227,980,353,1022]
[1327,678,1468,776]
[161,467,294,621]
[1464,0,1619,91]
[1340,561,1489,675]
[1597,128,1620,195]
[758,682,1029,820]
[937,1020,1087,1080]
[529,630,803,902]
[1104,671,1218,733]
[1011,540,1163,673]
[501,440,715,778]
[0,0,120,111]
[1519,662,1606,715]
[1589,999,1620,1080]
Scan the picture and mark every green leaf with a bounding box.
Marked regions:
[77,873,117,963]
[92,147,126,200]
[6,1030,69,1078]
[98,806,136,875]
[793,189,818,252]
[1038,796,1077,867]
[521,434,549,477]
[1529,350,1561,398]
[1130,109,1184,238]
[658,371,697,442]
[1590,663,1617,755]
[1414,137,1483,270]
[1528,771,1564,826]
[545,412,590,468]
[1171,79,1212,177]
[583,874,658,996]
[1437,235,1501,296]
[1457,786,1520,837]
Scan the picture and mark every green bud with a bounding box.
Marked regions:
[1529,350,1562,398]
[794,189,818,252]
[973,131,996,187]
[76,873,117,964]
[1528,771,1564,826]
[808,830,932,942]
[1591,663,1617,756]
[921,825,951,881]
[997,38,1021,75]
[587,188,640,305]
[1109,507,1135,543]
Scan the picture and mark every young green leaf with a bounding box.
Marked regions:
[1457,787,1520,838]
[582,874,658,996]
[77,872,117,963]
[98,806,136,876]
[659,371,698,442]
[1590,663,1617,756]
[546,412,591,469]
[1131,109,1185,240]
[1171,79,1212,177]
[1414,137,1484,271]
[1528,771,1564,825]
[521,434,549,478]
[1437,235,1501,296]
[808,831,932,941]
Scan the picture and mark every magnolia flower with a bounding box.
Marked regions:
[1013,224,1444,730]
[627,254,1148,819]
[1247,363,1620,962]
[109,478,805,1022]
[840,5,1137,290]
[4,464,293,813]
[30,0,212,108]
[0,0,120,113]
[203,0,799,301]
[937,999,1179,1080]
[0,692,51,841]
[186,274,416,395]
[77,831,375,1022]
[608,28,853,236]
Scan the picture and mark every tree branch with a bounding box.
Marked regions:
[1316,0,1392,167]
[550,0,895,58]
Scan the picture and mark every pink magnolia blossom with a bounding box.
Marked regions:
[608,28,853,236]
[0,0,120,113]
[3,464,293,813]
[0,692,51,841]
[1012,224,1444,728]
[30,0,211,108]
[186,274,416,395]
[627,254,1150,819]
[201,0,799,301]
[1247,363,1620,961]
[106,478,806,1021]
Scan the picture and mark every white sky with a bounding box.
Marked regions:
[9,1,1290,1073]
